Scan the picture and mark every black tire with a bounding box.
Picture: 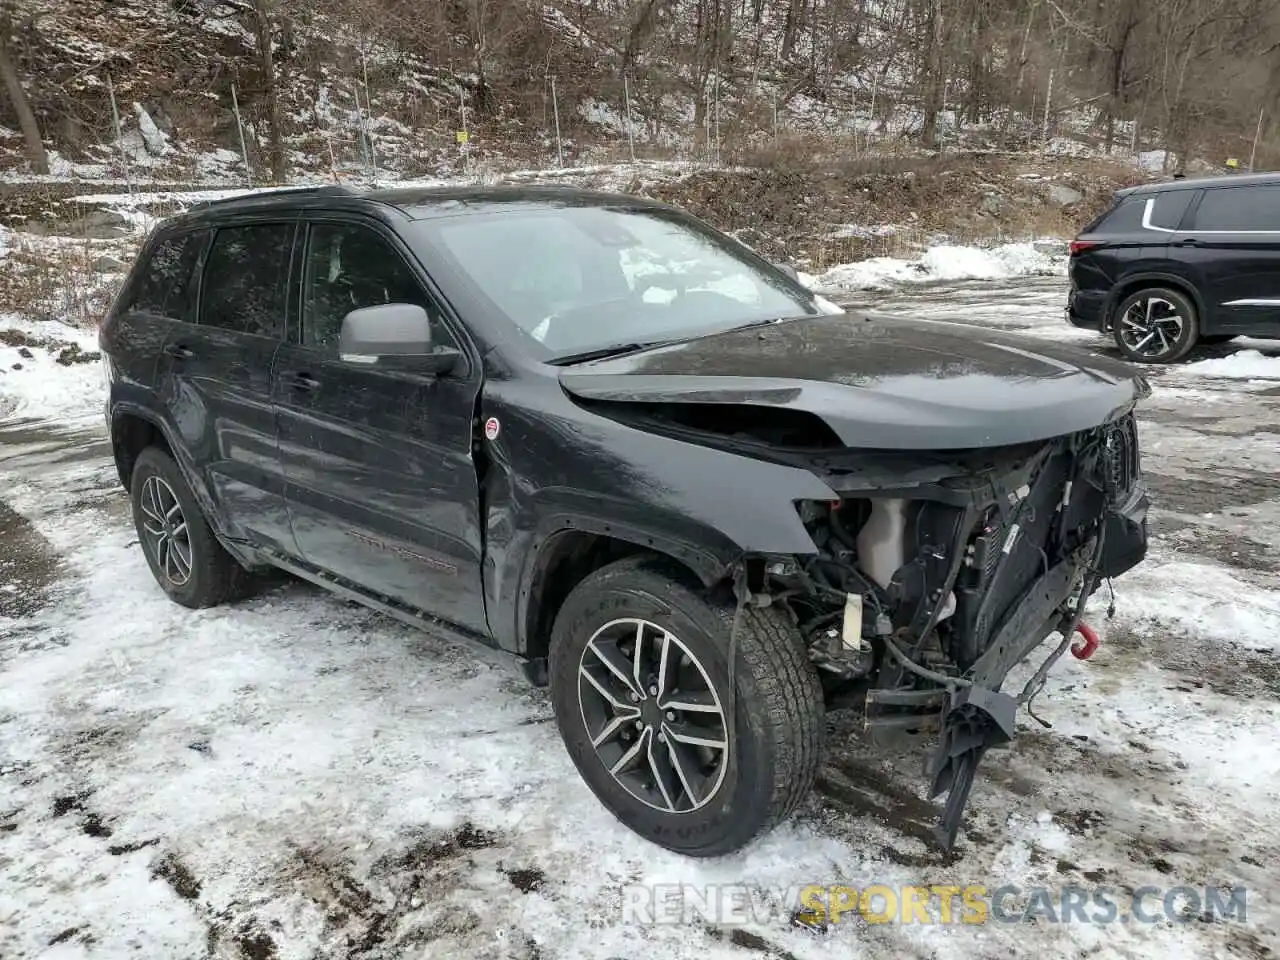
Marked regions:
[548,555,824,857]
[1112,286,1199,363]
[1200,335,1236,345]
[129,446,246,608]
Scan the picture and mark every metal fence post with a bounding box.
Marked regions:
[106,74,133,197]
[551,75,564,167]
[362,47,379,183]
[1042,69,1054,142]
[714,73,721,165]
[353,85,372,181]
[1249,107,1265,171]
[624,72,636,163]
[231,82,252,185]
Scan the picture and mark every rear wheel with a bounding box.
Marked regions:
[130,447,247,608]
[547,556,824,857]
[1112,287,1199,363]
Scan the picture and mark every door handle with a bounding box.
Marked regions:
[164,344,194,360]
[286,373,321,392]
[1174,237,1198,246]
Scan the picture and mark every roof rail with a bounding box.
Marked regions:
[184,184,360,211]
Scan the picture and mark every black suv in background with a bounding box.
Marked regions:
[1067,171,1280,363]
[101,184,1150,856]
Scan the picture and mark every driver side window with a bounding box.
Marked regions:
[302,222,448,351]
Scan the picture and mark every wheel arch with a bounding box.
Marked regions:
[1104,272,1205,331]
[109,404,257,569]
[518,523,729,677]
[110,406,175,493]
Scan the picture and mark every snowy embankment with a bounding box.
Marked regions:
[799,241,1066,295]
[0,315,104,424]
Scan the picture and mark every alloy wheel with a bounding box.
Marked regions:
[1117,296,1184,359]
[576,618,729,813]
[139,475,193,587]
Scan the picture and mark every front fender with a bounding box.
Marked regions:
[478,385,839,653]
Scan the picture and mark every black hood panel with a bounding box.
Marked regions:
[558,312,1147,450]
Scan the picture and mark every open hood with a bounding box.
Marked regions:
[557,312,1148,450]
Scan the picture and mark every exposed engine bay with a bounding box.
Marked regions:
[753,410,1149,847]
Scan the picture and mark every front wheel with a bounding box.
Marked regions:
[1112,287,1199,363]
[548,557,825,857]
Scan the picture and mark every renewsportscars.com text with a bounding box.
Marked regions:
[620,883,1249,926]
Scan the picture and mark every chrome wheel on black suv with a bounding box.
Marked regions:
[1112,287,1199,363]
[548,556,824,857]
[576,617,729,814]
[129,447,247,609]
[138,474,193,587]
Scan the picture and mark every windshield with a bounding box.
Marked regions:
[416,205,825,359]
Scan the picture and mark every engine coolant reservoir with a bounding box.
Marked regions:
[856,497,907,589]
[855,497,957,622]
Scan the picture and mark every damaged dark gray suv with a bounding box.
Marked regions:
[100,184,1150,855]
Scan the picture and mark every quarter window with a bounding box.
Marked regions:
[1193,185,1280,231]
[301,222,444,351]
[126,230,207,321]
[1146,191,1194,231]
[1093,196,1145,233]
[199,223,294,337]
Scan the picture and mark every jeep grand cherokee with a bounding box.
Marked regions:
[100,184,1150,856]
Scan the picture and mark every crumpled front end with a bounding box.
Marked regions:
[757,410,1148,847]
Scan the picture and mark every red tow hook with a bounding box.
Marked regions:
[1071,622,1100,660]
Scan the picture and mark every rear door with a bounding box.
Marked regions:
[272,215,488,634]
[103,228,209,398]
[156,218,297,555]
[1182,183,1280,332]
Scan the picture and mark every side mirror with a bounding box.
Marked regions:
[773,262,800,282]
[338,303,458,374]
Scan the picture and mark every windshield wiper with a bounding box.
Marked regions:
[547,315,817,366]
[724,314,814,332]
[546,341,669,366]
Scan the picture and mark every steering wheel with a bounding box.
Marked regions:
[534,292,653,351]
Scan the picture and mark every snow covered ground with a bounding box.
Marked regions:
[3,268,1280,959]
[801,241,1065,294]
[0,316,104,424]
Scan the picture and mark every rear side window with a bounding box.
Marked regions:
[1080,194,1124,233]
[125,230,206,320]
[1093,196,1145,233]
[1146,190,1195,230]
[1193,185,1280,230]
[199,222,294,337]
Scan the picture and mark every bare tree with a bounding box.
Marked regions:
[917,0,944,147]
[252,0,287,182]
[0,3,48,173]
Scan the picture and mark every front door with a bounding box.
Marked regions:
[272,216,488,634]
[157,219,297,555]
